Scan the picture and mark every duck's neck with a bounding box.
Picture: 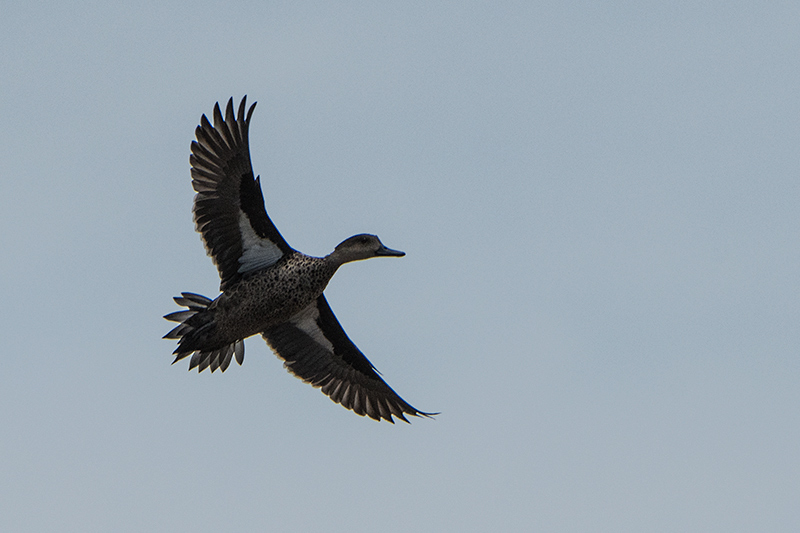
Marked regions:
[324,248,363,269]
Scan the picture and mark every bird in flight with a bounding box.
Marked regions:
[164,97,434,423]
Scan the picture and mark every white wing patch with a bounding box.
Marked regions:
[237,211,284,273]
[291,304,335,352]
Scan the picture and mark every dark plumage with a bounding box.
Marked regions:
[164,97,434,423]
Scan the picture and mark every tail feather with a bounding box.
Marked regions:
[164,292,244,373]
[164,310,197,323]
[163,322,193,340]
[173,292,212,308]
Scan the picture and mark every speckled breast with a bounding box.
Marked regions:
[213,253,337,341]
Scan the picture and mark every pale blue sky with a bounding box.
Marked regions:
[2,2,799,531]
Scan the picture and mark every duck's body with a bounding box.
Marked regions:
[175,252,335,354]
[165,97,433,423]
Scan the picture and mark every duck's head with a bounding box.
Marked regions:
[331,234,405,265]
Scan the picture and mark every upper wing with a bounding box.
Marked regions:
[262,295,435,423]
[190,96,294,291]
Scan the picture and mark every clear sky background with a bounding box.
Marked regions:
[2,2,799,531]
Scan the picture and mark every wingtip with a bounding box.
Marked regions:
[245,97,257,122]
[392,411,438,424]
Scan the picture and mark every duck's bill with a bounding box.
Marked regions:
[375,245,405,257]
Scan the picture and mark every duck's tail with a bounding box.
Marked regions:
[163,292,244,373]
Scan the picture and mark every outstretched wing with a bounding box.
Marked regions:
[190,96,294,291]
[262,295,435,423]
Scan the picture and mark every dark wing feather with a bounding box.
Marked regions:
[262,295,435,423]
[190,97,294,291]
